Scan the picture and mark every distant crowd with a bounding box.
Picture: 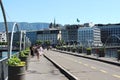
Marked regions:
[30,44,52,60]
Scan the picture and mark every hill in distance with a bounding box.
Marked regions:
[0,22,50,32]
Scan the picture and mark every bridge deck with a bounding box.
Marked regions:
[25,53,68,80]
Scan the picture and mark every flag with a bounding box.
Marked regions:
[77,18,80,22]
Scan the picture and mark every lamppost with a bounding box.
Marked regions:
[19,30,27,51]
[78,41,83,53]
[23,31,26,50]
[25,37,31,48]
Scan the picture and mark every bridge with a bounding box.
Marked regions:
[0,47,19,52]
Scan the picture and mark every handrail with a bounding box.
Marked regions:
[0,57,8,62]
[0,52,19,62]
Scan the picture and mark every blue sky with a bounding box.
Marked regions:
[1,0,120,25]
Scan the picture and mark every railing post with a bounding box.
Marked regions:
[9,23,19,58]
[0,51,2,58]
[19,31,23,52]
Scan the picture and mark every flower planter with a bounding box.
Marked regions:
[63,47,67,51]
[99,51,105,57]
[77,48,82,53]
[19,49,30,70]
[86,50,91,55]
[67,47,70,52]
[97,48,105,57]
[72,49,76,52]
[86,48,91,55]
[78,49,82,53]
[71,47,76,52]
[19,57,29,70]
[117,50,120,61]
[7,55,26,80]
[8,66,25,80]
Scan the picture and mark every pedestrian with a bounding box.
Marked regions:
[96,48,99,58]
[36,45,43,60]
[39,45,44,55]
[30,45,34,57]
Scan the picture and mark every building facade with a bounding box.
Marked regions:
[0,32,7,42]
[78,24,102,47]
[26,31,37,45]
[36,28,61,45]
[63,25,83,44]
[97,24,120,46]
[61,26,68,43]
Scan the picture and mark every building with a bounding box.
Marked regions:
[36,28,61,45]
[61,25,68,43]
[0,32,7,42]
[26,31,37,45]
[78,23,102,47]
[96,23,120,46]
[64,24,83,44]
[96,23,120,58]
[8,30,29,49]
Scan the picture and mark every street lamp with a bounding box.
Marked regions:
[80,41,83,53]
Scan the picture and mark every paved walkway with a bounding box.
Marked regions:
[25,54,68,80]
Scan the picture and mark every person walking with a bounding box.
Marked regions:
[96,48,99,58]
[36,45,43,61]
[30,45,34,57]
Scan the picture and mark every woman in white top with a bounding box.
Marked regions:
[36,45,43,60]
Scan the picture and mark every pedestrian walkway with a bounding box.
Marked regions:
[25,55,68,80]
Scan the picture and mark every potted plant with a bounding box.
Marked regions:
[76,46,82,53]
[71,47,76,52]
[117,50,120,61]
[86,48,91,55]
[67,46,71,52]
[19,48,30,70]
[98,47,105,57]
[63,46,67,51]
[7,55,26,80]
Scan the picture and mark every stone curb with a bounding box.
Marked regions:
[43,54,78,80]
[53,50,120,67]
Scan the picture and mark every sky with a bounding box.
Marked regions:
[1,0,120,25]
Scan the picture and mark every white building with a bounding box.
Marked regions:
[0,32,7,42]
[78,23,102,47]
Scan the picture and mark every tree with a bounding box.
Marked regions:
[49,23,53,28]
[58,39,65,46]
[36,40,43,45]
[44,40,50,46]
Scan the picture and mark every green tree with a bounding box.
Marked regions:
[44,40,50,46]
[36,40,43,45]
[58,39,65,46]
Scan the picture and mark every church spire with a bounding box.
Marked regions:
[53,18,56,28]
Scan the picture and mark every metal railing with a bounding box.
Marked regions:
[0,57,8,80]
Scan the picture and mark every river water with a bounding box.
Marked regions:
[1,51,18,58]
